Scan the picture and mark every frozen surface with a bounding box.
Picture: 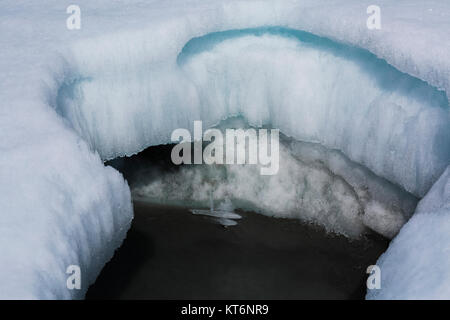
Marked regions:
[367,166,450,299]
[0,0,449,299]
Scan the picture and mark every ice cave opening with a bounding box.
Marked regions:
[85,139,392,299]
[53,27,449,299]
[81,117,417,299]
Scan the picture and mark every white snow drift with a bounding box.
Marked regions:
[0,0,449,299]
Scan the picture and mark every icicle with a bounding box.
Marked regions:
[209,189,214,212]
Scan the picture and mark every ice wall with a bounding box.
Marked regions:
[367,166,450,299]
[58,29,449,197]
[0,110,133,299]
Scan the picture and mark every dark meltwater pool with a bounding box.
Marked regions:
[86,201,388,299]
[86,144,389,300]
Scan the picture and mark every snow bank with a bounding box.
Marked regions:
[0,0,449,299]
[367,166,450,299]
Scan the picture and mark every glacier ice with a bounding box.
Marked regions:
[367,166,450,299]
[58,29,449,197]
[0,0,449,299]
[0,123,133,299]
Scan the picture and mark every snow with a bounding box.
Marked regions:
[0,0,449,299]
[367,166,450,299]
